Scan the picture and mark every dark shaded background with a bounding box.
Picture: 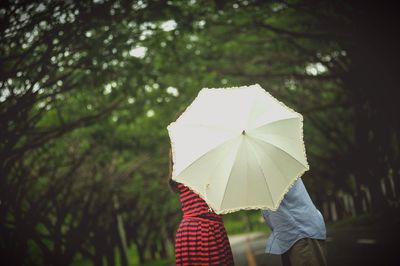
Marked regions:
[1,0,399,265]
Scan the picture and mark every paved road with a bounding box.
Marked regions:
[230,222,400,266]
[230,232,280,266]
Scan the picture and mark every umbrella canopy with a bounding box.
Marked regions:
[167,84,309,214]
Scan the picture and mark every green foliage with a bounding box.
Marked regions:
[1,1,399,265]
[224,211,271,236]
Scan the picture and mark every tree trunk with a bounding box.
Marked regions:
[113,195,129,266]
[105,235,115,266]
[365,176,389,213]
[134,240,146,265]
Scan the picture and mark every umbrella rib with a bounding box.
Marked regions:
[249,117,298,132]
[252,136,296,187]
[177,135,242,186]
[249,134,308,169]
[178,123,239,133]
[246,138,276,207]
[173,130,240,178]
[204,137,241,189]
[261,132,299,142]
[219,137,244,210]
[175,137,241,212]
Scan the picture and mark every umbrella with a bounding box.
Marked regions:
[167,84,309,214]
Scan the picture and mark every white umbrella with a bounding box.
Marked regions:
[167,84,309,214]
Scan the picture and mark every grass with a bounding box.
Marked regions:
[76,211,399,266]
[64,211,273,266]
[72,245,174,266]
[45,211,398,266]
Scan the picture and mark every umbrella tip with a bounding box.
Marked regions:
[242,130,246,135]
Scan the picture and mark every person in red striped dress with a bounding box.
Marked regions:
[169,180,235,266]
[168,144,234,265]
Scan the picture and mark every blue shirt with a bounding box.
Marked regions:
[261,178,326,255]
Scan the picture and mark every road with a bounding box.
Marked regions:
[230,222,400,266]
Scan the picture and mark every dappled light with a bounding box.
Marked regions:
[1,1,399,265]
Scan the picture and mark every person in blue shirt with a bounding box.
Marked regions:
[261,178,327,266]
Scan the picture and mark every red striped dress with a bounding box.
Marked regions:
[174,183,234,266]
